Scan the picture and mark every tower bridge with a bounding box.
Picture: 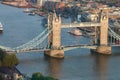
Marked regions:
[0,8,120,58]
[44,8,111,58]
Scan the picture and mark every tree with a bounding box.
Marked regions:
[0,48,5,61]
[44,76,58,80]
[0,48,19,67]
[2,53,19,67]
[31,72,58,80]
[31,72,44,80]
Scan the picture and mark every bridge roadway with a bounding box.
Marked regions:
[5,44,98,53]
[6,48,50,53]
[3,22,120,54]
[5,44,120,54]
[63,44,98,51]
[61,22,100,28]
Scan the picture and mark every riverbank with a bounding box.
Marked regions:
[1,1,32,8]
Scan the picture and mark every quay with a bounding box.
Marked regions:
[1,1,32,8]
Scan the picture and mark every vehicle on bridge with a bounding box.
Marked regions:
[115,41,120,44]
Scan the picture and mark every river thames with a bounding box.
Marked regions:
[1,3,120,80]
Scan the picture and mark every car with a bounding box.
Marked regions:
[115,41,120,44]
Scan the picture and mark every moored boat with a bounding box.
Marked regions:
[0,22,3,31]
[28,12,35,16]
[23,8,31,13]
[68,29,82,36]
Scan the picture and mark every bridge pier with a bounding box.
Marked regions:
[44,49,64,58]
[91,46,111,55]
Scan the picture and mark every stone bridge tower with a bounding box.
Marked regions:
[100,9,108,45]
[44,12,64,58]
[91,8,111,54]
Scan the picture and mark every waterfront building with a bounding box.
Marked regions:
[87,14,98,22]
[0,67,23,80]
[37,0,42,7]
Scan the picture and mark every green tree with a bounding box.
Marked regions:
[0,48,19,67]
[2,53,19,67]
[31,72,44,80]
[0,48,5,61]
[44,76,58,80]
[31,72,58,80]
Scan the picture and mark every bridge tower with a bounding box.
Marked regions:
[44,12,64,58]
[91,8,111,54]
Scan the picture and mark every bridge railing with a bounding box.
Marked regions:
[63,44,97,51]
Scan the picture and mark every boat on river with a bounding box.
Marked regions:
[28,12,35,16]
[0,22,3,31]
[23,8,31,13]
[68,29,82,36]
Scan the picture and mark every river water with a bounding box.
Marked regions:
[1,3,120,80]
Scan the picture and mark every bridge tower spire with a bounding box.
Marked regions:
[44,12,64,58]
[99,9,108,45]
[91,8,111,54]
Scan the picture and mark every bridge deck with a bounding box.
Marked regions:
[61,22,100,28]
[6,49,50,53]
[63,44,97,51]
